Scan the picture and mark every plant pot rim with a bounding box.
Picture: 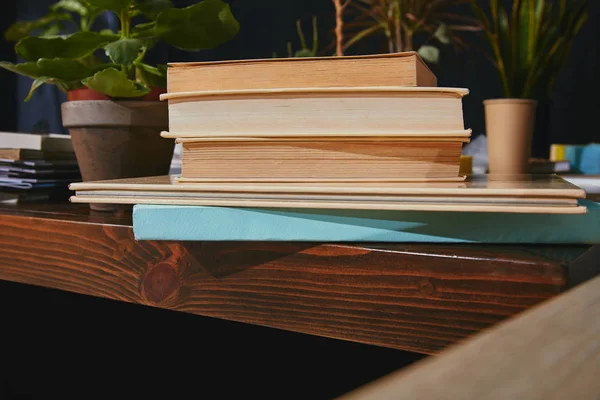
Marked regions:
[484,98,538,106]
[64,99,163,105]
[61,100,168,129]
[67,87,166,102]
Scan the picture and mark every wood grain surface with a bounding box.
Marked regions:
[0,203,595,354]
[340,275,600,400]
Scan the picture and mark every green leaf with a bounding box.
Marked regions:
[16,31,117,62]
[418,45,440,64]
[137,0,173,18]
[343,24,382,51]
[51,0,89,16]
[0,59,114,81]
[83,67,150,98]
[489,0,499,33]
[23,76,75,102]
[25,78,51,102]
[132,21,157,39]
[135,62,167,88]
[434,23,451,44]
[0,61,41,78]
[99,28,116,36]
[4,12,71,41]
[37,59,114,81]
[155,0,240,51]
[498,6,511,84]
[86,0,134,13]
[41,24,63,37]
[534,0,545,37]
[104,38,146,65]
[294,49,315,57]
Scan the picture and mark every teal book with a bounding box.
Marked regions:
[133,200,600,243]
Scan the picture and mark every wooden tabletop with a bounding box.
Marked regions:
[0,202,598,354]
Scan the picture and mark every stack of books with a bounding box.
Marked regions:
[0,132,80,204]
[68,52,598,243]
[69,175,598,242]
[161,52,471,183]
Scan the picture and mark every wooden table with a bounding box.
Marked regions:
[342,274,600,399]
[0,202,598,355]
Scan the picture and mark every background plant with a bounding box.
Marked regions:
[340,0,482,63]
[470,0,588,99]
[273,17,320,58]
[1,0,239,100]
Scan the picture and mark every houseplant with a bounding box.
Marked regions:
[335,0,481,63]
[273,17,320,58]
[1,0,239,210]
[470,0,588,174]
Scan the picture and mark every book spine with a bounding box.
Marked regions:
[133,201,600,243]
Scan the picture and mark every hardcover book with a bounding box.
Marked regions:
[167,52,437,93]
[131,200,599,243]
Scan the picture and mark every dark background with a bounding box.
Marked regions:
[0,0,598,154]
[0,280,424,399]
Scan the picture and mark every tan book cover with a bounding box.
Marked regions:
[70,196,584,214]
[70,175,587,214]
[167,52,437,93]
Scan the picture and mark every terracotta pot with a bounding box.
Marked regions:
[484,99,537,175]
[62,100,173,211]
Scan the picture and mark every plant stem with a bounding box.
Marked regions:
[312,16,319,55]
[119,7,134,81]
[120,10,131,38]
[394,0,402,52]
[333,0,345,56]
[387,32,394,53]
[486,32,511,97]
[405,28,413,51]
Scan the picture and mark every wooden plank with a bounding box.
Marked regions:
[0,204,587,354]
[339,275,600,400]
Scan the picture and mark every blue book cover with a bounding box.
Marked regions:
[133,200,600,244]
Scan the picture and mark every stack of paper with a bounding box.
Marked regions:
[70,174,587,214]
[1,132,80,203]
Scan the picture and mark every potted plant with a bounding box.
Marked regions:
[1,0,239,210]
[332,0,482,63]
[470,0,587,174]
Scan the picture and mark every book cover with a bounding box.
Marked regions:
[132,200,600,243]
[167,52,437,93]
[0,132,73,152]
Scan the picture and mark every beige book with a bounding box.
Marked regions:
[162,87,469,137]
[167,52,437,93]
[178,138,466,181]
[69,175,588,213]
[0,148,75,161]
[0,132,73,152]
[70,174,586,214]
[70,195,585,214]
[70,174,586,198]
